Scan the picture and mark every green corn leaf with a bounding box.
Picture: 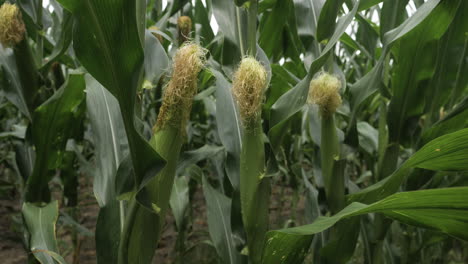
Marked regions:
[380,0,409,39]
[170,175,190,231]
[86,75,128,207]
[349,0,454,128]
[358,0,383,11]
[86,74,128,263]
[194,0,215,45]
[213,68,243,189]
[293,0,324,38]
[316,0,345,43]
[212,0,244,50]
[382,0,440,45]
[176,145,225,176]
[424,2,468,124]
[144,30,169,85]
[22,201,63,264]
[263,187,468,264]
[0,46,33,120]
[56,0,165,202]
[203,176,241,264]
[42,9,73,69]
[421,97,468,145]
[350,128,468,203]
[0,32,38,121]
[387,0,461,143]
[210,0,266,65]
[95,200,122,264]
[258,0,292,60]
[25,73,86,202]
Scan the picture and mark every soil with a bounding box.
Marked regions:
[0,172,305,264]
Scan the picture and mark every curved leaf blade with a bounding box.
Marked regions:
[56,0,165,204]
[263,187,468,264]
[350,128,468,203]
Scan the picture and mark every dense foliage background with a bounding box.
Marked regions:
[0,0,467,263]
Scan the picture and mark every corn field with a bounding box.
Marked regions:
[0,0,467,263]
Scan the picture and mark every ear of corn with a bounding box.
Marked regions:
[0,3,26,48]
[0,2,37,115]
[239,123,270,264]
[309,72,344,214]
[308,72,342,118]
[177,16,192,45]
[119,43,205,264]
[233,57,270,264]
[232,57,267,127]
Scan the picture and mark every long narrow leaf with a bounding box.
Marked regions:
[263,187,468,264]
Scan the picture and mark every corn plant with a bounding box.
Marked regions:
[0,0,467,263]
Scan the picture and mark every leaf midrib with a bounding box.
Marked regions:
[214,196,235,264]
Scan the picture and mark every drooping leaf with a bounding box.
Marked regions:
[263,187,468,264]
[350,128,468,203]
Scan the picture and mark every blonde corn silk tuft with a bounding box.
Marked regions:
[308,72,342,117]
[177,16,192,44]
[232,57,267,127]
[0,3,26,47]
[155,43,206,131]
